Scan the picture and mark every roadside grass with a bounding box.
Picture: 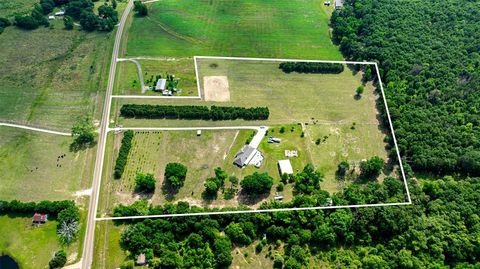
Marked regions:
[0,19,113,130]
[0,128,93,201]
[0,215,77,269]
[113,58,197,96]
[92,221,127,269]
[124,0,342,60]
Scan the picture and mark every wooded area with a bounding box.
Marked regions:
[331,0,480,175]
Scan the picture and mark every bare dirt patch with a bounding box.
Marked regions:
[203,76,230,102]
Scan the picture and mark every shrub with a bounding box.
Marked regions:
[165,163,187,189]
[241,172,274,195]
[15,15,39,30]
[133,1,148,16]
[279,62,344,74]
[114,130,134,179]
[135,173,156,192]
[356,85,365,96]
[49,250,67,269]
[360,156,385,179]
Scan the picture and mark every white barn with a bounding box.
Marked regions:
[278,160,294,175]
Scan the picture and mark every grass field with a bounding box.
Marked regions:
[0,128,94,201]
[0,215,63,269]
[113,58,197,96]
[92,221,127,269]
[111,59,380,128]
[0,19,113,130]
[124,0,342,60]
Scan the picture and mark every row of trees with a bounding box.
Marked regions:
[331,0,480,175]
[114,130,134,179]
[120,104,270,121]
[279,62,344,74]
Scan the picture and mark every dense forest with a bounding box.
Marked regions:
[331,0,480,175]
[115,176,480,268]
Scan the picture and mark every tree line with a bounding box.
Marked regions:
[114,130,134,179]
[331,0,480,175]
[279,62,344,74]
[120,104,270,121]
[8,0,119,32]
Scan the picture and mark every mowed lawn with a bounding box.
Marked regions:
[124,0,342,60]
[113,58,197,96]
[0,19,113,130]
[0,128,93,201]
[0,215,61,269]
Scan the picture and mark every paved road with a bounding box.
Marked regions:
[0,122,71,136]
[117,58,147,93]
[80,1,134,268]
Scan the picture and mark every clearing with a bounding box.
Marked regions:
[0,124,93,201]
[204,76,230,102]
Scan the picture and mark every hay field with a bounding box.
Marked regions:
[124,0,342,60]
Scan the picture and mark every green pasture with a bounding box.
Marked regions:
[0,215,62,269]
[112,59,379,128]
[0,128,93,201]
[113,58,197,96]
[93,221,127,269]
[0,19,113,130]
[124,0,342,60]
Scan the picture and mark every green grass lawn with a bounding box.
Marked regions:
[114,58,198,96]
[0,19,113,130]
[124,0,342,60]
[0,128,94,201]
[0,215,62,269]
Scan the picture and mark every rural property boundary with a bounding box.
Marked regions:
[95,56,412,222]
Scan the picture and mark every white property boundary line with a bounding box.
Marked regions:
[0,122,71,136]
[96,201,411,221]
[112,57,202,99]
[98,56,412,221]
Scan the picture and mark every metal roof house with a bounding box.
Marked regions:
[155,78,167,91]
[233,145,257,167]
[278,160,294,175]
[32,213,47,224]
[233,145,264,168]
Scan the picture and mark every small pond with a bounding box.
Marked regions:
[0,255,19,269]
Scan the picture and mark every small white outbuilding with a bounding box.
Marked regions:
[278,159,294,175]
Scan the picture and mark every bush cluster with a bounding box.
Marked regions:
[279,62,344,74]
[114,130,134,179]
[120,104,270,121]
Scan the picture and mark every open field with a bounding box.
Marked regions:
[0,0,37,18]
[111,59,381,128]
[92,221,127,269]
[0,215,63,269]
[124,0,342,60]
[0,128,94,201]
[0,19,113,130]
[113,58,197,96]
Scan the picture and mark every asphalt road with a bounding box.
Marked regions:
[80,1,134,268]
